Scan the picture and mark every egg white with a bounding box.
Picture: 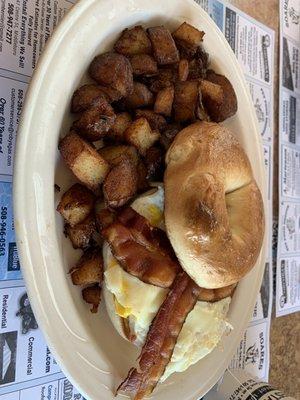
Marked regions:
[103,184,232,380]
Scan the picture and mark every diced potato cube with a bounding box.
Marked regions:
[154,85,174,117]
[57,183,95,227]
[178,59,189,81]
[73,98,116,141]
[124,118,160,155]
[89,52,133,97]
[65,214,96,249]
[82,285,101,313]
[114,26,152,56]
[103,158,138,208]
[173,80,199,122]
[204,69,237,122]
[149,68,176,92]
[130,54,158,76]
[108,112,132,141]
[135,109,167,132]
[124,82,154,109]
[71,85,107,113]
[148,26,179,65]
[59,132,110,192]
[98,145,138,166]
[70,247,103,285]
[173,22,204,49]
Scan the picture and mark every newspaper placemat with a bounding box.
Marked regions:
[276,0,300,318]
[0,0,274,398]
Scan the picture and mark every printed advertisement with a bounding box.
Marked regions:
[229,322,269,381]
[277,0,300,317]
[0,0,276,398]
[0,286,61,387]
[276,256,300,317]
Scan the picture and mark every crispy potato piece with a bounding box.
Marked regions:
[200,80,223,104]
[130,54,158,76]
[73,98,116,141]
[57,183,95,227]
[114,26,152,56]
[178,59,189,81]
[71,85,108,113]
[89,52,133,97]
[148,26,179,65]
[173,22,204,50]
[173,80,199,122]
[103,158,138,208]
[124,118,160,155]
[148,68,176,93]
[136,160,149,192]
[135,109,167,132]
[98,145,138,166]
[82,285,101,313]
[188,47,209,79]
[159,123,182,150]
[205,69,238,121]
[95,207,116,231]
[70,247,103,285]
[144,146,164,180]
[65,214,96,249]
[154,85,174,117]
[59,132,110,192]
[124,82,154,109]
[108,112,132,141]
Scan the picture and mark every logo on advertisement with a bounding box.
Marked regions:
[245,343,259,365]
[16,293,38,334]
[284,1,300,27]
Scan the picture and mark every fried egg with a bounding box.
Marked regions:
[103,184,232,380]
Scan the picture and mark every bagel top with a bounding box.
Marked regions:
[164,121,264,289]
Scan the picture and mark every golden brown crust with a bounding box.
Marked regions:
[178,59,189,81]
[165,121,264,288]
[103,158,138,208]
[89,52,133,97]
[173,80,199,122]
[148,26,179,65]
[114,26,152,56]
[72,98,116,141]
[59,132,110,191]
[71,85,108,113]
[135,110,167,132]
[57,183,95,227]
[154,85,174,117]
[130,54,158,76]
[124,82,154,109]
[204,69,237,122]
[82,285,101,313]
[70,247,103,285]
[65,213,96,249]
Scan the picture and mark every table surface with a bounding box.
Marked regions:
[228,1,300,398]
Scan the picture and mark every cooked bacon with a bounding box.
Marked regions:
[102,208,180,288]
[117,272,200,399]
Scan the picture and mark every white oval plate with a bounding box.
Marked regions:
[14,0,267,399]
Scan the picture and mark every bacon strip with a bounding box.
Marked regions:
[102,208,180,288]
[117,272,200,399]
